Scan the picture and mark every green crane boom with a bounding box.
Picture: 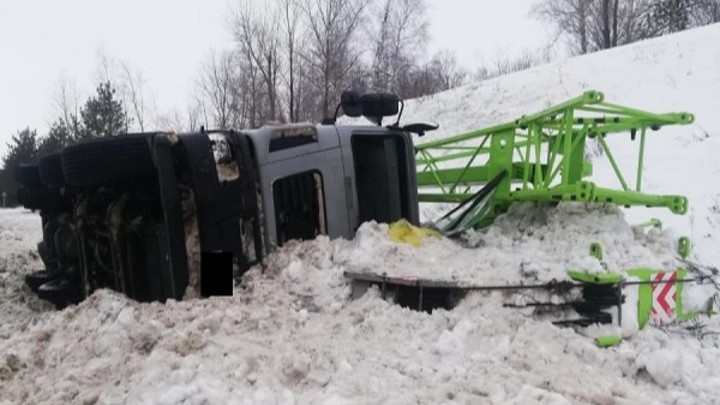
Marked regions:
[415,90,694,229]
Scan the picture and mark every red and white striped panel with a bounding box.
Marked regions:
[651,272,677,325]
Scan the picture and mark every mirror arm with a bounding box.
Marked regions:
[331,102,343,123]
[394,100,405,126]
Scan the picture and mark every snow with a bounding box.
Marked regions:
[344,203,683,286]
[0,208,51,340]
[3,205,720,404]
[3,24,720,404]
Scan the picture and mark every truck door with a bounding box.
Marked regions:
[252,125,349,247]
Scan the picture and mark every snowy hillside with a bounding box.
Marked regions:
[401,23,720,266]
[2,25,720,405]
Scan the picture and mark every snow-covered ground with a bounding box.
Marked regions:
[2,207,720,404]
[348,203,683,286]
[2,24,720,404]
[0,209,51,341]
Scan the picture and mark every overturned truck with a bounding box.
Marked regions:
[17,93,428,308]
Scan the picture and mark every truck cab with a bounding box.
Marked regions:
[249,123,418,247]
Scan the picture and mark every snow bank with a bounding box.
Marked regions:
[0,208,51,340]
[344,202,683,286]
[3,206,720,404]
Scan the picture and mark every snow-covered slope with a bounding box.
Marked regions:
[2,25,720,404]
[401,23,720,266]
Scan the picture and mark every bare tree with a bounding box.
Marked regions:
[472,48,553,82]
[236,55,265,128]
[95,48,118,85]
[616,0,655,43]
[196,0,456,127]
[185,91,212,131]
[644,0,694,35]
[399,50,468,98]
[428,50,468,91]
[50,74,82,134]
[578,0,623,50]
[119,62,150,132]
[371,0,393,91]
[91,52,160,132]
[301,0,369,119]
[186,101,203,132]
[535,0,658,54]
[231,3,282,122]
[293,50,319,122]
[369,0,429,96]
[198,51,238,129]
[278,0,304,122]
[534,0,718,55]
[595,0,619,48]
[154,108,185,132]
[532,0,594,54]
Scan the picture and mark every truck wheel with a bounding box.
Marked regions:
[37,278,82,309]
[38,153,65,187]
[61,134,157,187]
[17,187,60,210]
[37,241,58,268]
[15,164,42,187]
[25,269,61,293]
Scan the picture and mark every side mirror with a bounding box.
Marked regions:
[360,93,399,125]
[341,91,362,117]
[324,91,403,126]
[401,122,439,137]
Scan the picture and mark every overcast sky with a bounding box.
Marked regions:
[0,0,549,158]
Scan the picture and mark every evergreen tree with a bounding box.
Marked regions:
[37,119,72,156]
[4,128,40,164]
[0,169,7,207]
[78,81,128,140]
[0,128,40,206]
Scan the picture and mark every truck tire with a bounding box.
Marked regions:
[17,187,59,210]
[25,269,61,293]
[61,134,157,187]
[15,164,42,187]
[37,240,58,268]
[37,278,82,309]
[38,153,65,187]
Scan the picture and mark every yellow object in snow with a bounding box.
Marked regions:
[388,219,441,247]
